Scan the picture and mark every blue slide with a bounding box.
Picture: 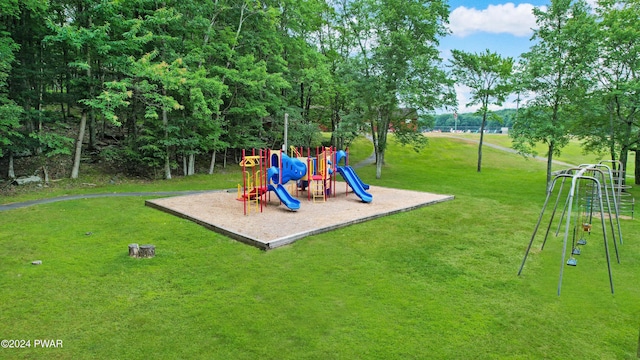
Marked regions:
[337,166,372,203]
[268,183,301,210]
[267,159,305,211]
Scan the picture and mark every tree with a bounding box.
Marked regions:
[450,49,514,172]
[581,0,640,183]
[346,0,453,178]
[0,12,22,161]
[511,0,598,189]
[45,0,117,179]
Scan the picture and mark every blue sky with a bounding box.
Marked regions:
[443,0,549,58]
[440,0,552,111]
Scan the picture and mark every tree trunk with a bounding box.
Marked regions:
[608,110,616,171]
[635,150,640,185]
[546,141,555,191]
[42,166,49,185]
[183,156,188,176]
[188,154,195,175]
[619,145,629,186]
[375,149,384,179]
[369,119,378,164]
[162,89,171,180]
[88,110,96,150]
[223,148,227,168]
[477,113,487,172]
[60,102,66,121]
[71,111,87,179]
[374,109,389,179]
[128,243,139,258]
[8,152,15,179]
[139,245,155,258]
[209,150,217,174]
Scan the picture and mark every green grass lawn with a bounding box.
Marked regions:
[444,132,636,176]
[1,136,639,359]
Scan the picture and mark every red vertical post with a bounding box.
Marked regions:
[242,149,247,215]
[267,149,272,203]
[259,149,264,213]
[307,147,311,201]
[322,147,327,200]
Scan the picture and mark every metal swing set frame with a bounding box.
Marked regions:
[518,162,624,296]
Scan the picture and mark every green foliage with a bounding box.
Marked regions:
[450,49,514,110]
[82,81,132,126]
[31,132,73,157]
[512,0,598,187]
[1,136,639,358]
[434,109,518,130]
[1,0,458,180]
[0,9,22,158]
[345,0,454,178]
[450,49,514,171]
[0,102,23,157]
[573,0,640,178]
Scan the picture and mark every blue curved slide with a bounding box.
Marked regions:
[337,166,372,203]
[268,183,301,210]
[267,165,303,211]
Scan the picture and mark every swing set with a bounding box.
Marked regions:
[518,162,625,296]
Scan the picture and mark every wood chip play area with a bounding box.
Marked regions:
[146,184,454,249]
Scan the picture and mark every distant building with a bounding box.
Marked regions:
[389,108,418,132]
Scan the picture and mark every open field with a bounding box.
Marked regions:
[1,136,639,359]
[438,132,637,176]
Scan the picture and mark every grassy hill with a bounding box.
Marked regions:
[1,135,639,359]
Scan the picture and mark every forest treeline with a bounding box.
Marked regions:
[432,110,517,132]
[0,0,455,180]
[0,0,638,184]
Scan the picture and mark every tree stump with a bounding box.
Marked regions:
[128,244,139,258]
[139,245,155,258]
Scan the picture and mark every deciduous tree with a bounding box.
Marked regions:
[511,0,598,189]
[450,49,514,172]
[347,0,454,178]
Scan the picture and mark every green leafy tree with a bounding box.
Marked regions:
[1,0,65,178]
[450,49,514,172]
[581,0,640,183]
[0,18,21,161]
[511,0,598,188]
[347,0,454,178]
[45,0,117,179]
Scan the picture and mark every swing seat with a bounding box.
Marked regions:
[567,258,578,266]
[572,248,581,255]
[577,239,587,246]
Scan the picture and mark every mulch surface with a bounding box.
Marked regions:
[146,182,454,249]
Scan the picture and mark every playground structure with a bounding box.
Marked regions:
[518,161,627,295]
[237,147,372,215]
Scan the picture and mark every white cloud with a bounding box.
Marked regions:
[449,3,543,38]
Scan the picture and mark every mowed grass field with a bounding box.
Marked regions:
[443,132,637,176]
[1,136,640,359]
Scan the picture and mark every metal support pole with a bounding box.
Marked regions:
[283,113,288,151]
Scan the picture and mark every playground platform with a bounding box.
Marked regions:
[145,184,454,250]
